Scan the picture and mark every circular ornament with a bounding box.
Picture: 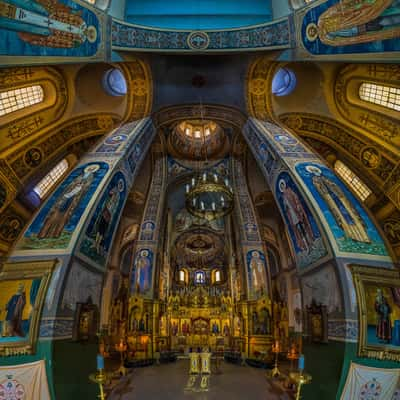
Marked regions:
[360,147,381,169]
[105,134,128,145]
[24,148,42,168]
[0,216,23,241]
[306,23,319,42]
[0,378,25,400]
[187,31,210,50]
[359,378,382,400]
[249,79,268,95]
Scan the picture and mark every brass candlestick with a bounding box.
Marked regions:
[267,340,281,378]
[115,339,128,377]
[89,369,107,400]
[289,371,312,400]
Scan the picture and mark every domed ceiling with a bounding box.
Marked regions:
[173,228,225,268]
[167,119,229,161]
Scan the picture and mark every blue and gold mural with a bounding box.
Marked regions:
[80,171,127,266]
[131,249,153,297]
[296,162,388,256]
[0,0,102,58]
[275,171,327,269]
[246,250,268,300]
[19,162,109,250]
[301,0,400,55]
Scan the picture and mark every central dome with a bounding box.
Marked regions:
[168,119,227,161]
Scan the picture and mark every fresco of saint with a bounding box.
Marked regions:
[375,288,392,343]
[311,0,400,46]
[135,249,152,294]
[305,165,370,244]
[279,179,315,253]
[0,0,98,48]
[249,250,267,293]
[38,164,99,239]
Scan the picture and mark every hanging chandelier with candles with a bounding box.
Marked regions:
[185,171,234,221]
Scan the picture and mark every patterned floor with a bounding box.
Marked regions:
[108,359,289,400]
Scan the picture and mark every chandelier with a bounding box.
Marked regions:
[186,171,234,221]
[182,117,234,221]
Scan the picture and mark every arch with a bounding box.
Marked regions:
[0,66,68,153]
[333,64,400,151]
[5,119,156,398]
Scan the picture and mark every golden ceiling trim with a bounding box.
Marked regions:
[0,66,68,154]
[333,63,400,153]
[118,59,153,122]
[246,57,279,122]
[153,104,247,130]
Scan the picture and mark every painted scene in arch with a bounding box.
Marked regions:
[364,283,400,350]
[0,278,41,344]
[0,0,102,58]
[275,171,327,269]
[296,162,388,256]
[80,171,127,267]
[302,0,400,55]
[20,162,109,250]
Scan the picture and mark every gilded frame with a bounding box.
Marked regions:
[351,264,400,362]
[0,260,56,356]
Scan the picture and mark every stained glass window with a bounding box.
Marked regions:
[334,160,372,201]
[33,159,69,199]
[359,83,400,112]
[271,68,297,97]
[0,85,44,116]
[215,270,221,282]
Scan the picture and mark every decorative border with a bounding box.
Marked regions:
[111,18,291,52]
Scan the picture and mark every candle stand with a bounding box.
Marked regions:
[289,371,312,400]
[89,369,112,400]
[115,339,128,377]
[267,341,281,378]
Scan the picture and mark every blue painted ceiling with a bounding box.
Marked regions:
[125,0,272,29]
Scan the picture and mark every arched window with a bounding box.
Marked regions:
[0,85,44,116]
[334,160,372,201]
[215,270,221,283]
[102,68,127,97]
[179,269,186,282]
[33,159,69,199]
[272,68,296,97]
[359,83,400,112]
[195,270,205,285]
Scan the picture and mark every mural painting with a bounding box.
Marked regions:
[80,171,127,266]
[275,171,327,269]
[19,162,109,250]
[0,261,54,356]
[353,266,400,361]
[296,163,388,256]
[302,0,400,55]
[131,249,154,297]
[301,264,343,314]
[61,261,103,316]
[246,250,268,300]
[0,0,102,58]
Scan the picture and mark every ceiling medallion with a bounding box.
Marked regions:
[187,31,210,50]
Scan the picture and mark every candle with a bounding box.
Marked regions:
[185,184,190,193]
[96,354,104,370]
[298,354,305,370]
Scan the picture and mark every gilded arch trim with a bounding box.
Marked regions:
[0,67,68,153]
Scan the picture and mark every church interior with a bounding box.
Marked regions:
[0,0,399,399]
